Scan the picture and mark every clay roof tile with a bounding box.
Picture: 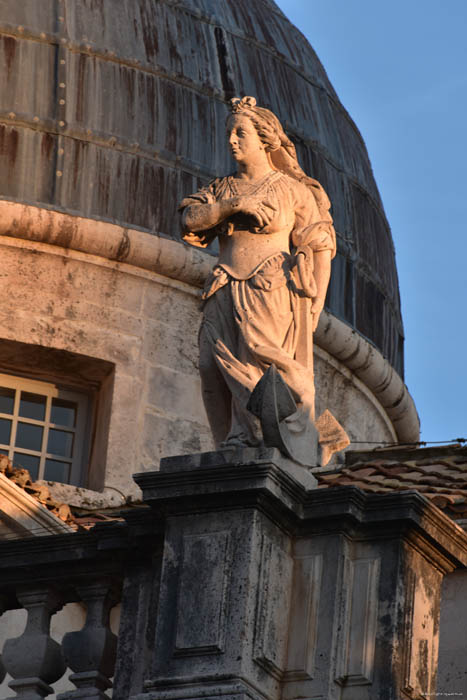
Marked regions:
[317,446,467,522]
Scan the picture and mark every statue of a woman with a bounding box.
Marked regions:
[180,96,345,464]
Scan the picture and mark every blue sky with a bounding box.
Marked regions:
[275,0,467,444]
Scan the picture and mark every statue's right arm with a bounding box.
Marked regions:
[181,200,239,233]
[182,195,277,233]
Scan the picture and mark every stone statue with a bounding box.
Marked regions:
[180,96,348,465]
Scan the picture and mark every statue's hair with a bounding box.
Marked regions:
[229,96,292,155]
[228,96,333,224]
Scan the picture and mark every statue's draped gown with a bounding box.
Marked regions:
[181,170,336,447]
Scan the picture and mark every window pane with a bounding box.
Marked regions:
[19,392,46,421]
[44,459,70,483]
[0,418,12,446]
[0,387,15,415]
[13,453,40,480]
[0,448,8,455]
[16,422,43,451]
[47,429,73,458]
[51,398,76,428]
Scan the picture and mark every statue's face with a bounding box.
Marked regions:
[227,114,263,164]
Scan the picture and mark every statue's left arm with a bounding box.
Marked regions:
[291,179,336,331]
[309,249,332,331]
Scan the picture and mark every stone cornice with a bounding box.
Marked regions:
[135,455,467,572]
[0,199,419,442]
[0,473,73,538]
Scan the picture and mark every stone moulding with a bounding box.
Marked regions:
[0,199,419,443]
[0,473,74,537]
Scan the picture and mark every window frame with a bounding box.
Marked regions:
[0,372,90,486]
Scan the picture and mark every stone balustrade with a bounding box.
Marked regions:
[0,516,161,700]
[1,449,466,700]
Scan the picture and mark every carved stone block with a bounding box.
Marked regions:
[253,536,293,679]
[285,553,323,681]
[174,531,231,656]
[334,556,380,686]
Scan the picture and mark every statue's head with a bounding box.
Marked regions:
[227,96,303,179]
[228,96,285,153]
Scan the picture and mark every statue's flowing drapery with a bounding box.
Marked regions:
[180,171,336,447]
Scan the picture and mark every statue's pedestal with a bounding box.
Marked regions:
[126,448,467,700]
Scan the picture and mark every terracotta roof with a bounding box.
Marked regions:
[4,443,467,531]
[0,454,76,528]
[71,512,126,530]
[316,445,467,520]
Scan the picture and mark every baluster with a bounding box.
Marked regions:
[0,595,7,684]
[2,587,65,699]
[0,655,5,686]
[58,580,119,700]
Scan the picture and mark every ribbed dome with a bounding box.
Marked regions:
[0,0,403,375]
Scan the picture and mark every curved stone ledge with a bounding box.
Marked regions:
[315,312,419,443]
[0,200,419,443]
[0,199,212,289]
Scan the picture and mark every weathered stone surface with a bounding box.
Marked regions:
[58,581,119,700]
[0,520,136,698]
[437,569,467,695]
[314,347,397,449]
[2,587,66,698]
[142,413,212,470]
[0,454,466,699]
[0,239,209,498]
[147,365,204,424]
[131,454,467,700]
[158,446,317,490]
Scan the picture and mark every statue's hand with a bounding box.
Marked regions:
[183,231,202,244]
[234,194,277,230]
[182,230,213,248]
[311,296,325,331]
[296,251,317,298]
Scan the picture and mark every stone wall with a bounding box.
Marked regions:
[0,235,211,499]
[437,569,467,695]
[0,232,402,500]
